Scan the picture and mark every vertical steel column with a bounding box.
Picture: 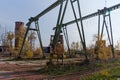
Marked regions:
[63,26,71,57]
[77,0,86,51]
[100,14,105,39]
[53,0,68,47]
[104,16,112,45]
[98,10,101,40]
[70,0,84,45]
[109,13,115,58]
[51,0,68,62]
[98,9,114,58]
[34,20,45,58]
[18,23,30,58]
[70,0,88,60]
[53,1,63,48]
[18,18,45,58]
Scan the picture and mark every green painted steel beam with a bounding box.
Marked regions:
[26,0,66,26]
[63,3,120,26]
[53,3,120,30]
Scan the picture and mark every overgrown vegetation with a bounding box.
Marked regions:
[83,67,120,80]
[31,59,120,78]
[34,62,89,76]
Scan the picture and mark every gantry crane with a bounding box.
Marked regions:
[54,3,120,59]
[18,0,120,61]
[60,3,120,58]
[17,0,66,58]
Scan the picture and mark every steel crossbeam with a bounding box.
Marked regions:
[26,0,66,26]
[63,3,120,26]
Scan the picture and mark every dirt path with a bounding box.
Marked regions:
[0,58,82,80]
[0,58,118,80]
[0,60,50,80]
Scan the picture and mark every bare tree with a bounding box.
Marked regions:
[7,31,14,47]
[28,31,36,50]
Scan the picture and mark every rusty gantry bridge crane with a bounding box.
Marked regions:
[18,0,120,61]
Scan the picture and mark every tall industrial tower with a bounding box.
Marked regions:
[15,22,25,50]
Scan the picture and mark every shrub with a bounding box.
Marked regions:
[53,54,57,59]
[53,54,66,59]
[24,50,33,58]
[34,48,42,57]
[99,69,109,77]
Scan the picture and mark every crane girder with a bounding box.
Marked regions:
[62,3,120,26]
[26,0,66,26]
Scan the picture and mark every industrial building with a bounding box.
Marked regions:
[15,21,25,50]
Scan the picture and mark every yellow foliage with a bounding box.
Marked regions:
[53,54,57,59]
[10,49,19,58]
[34,47,42,57]
[98,47,108,61]
[54,42,64,55]
[106,47,112,58]
[63,54,66,59]
[15,26,25,50]
[7,32,14,40]
[53,54,66,59]
[19,40,32,55]
[99,69,109,77]
[17,37,23,50]
[24,50,33,58]
[7,32,14,47]
[95,40,112,60]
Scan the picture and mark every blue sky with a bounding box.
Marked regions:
[0,0,120,48]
